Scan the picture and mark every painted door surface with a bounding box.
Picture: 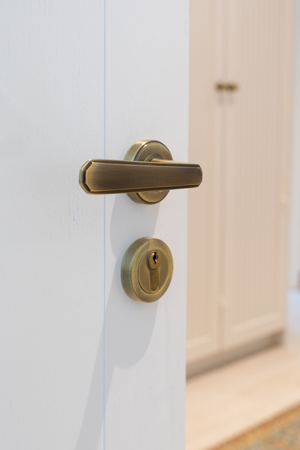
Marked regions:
[187,0,221,365]
[223,0,292,348]
[0,2,188,450]
[187,0,292,371]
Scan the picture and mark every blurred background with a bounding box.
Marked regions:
[185,1,300,449]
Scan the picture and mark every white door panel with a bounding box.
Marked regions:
[0,1,189,450]
[105,2,188,448]
[0,2,105,450]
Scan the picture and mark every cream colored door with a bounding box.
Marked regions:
[187,0,292,369]
[222,0,292,349]
[187,0,221,366]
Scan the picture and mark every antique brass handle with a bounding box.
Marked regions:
[216,82,227,91]
[227,82,239,92]
[79,140,202,204]
[216,82,239,92]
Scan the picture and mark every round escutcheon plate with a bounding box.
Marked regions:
[121,237,173,302]
[124,140,173,204]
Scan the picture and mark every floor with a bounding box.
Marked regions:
[185,290,300,450]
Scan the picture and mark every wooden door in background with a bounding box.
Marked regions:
[223,0,292,349]
[187,0,221,367]
[187,0,292,373]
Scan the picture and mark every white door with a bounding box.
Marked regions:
[0,2,191,450]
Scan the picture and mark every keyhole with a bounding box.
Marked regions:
[153,253,159,265]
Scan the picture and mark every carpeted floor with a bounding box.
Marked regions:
[212,404,300,450]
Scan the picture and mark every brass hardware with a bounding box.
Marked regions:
[216,82,239,92]
[216,82,227,91]
[227,82,239,92]
[79,140,202,204]
[124,140,173,204]
[121,238,173,302]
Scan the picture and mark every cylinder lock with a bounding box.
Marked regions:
[121,238,173,302]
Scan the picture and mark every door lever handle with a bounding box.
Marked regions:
[79,140,203,204]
